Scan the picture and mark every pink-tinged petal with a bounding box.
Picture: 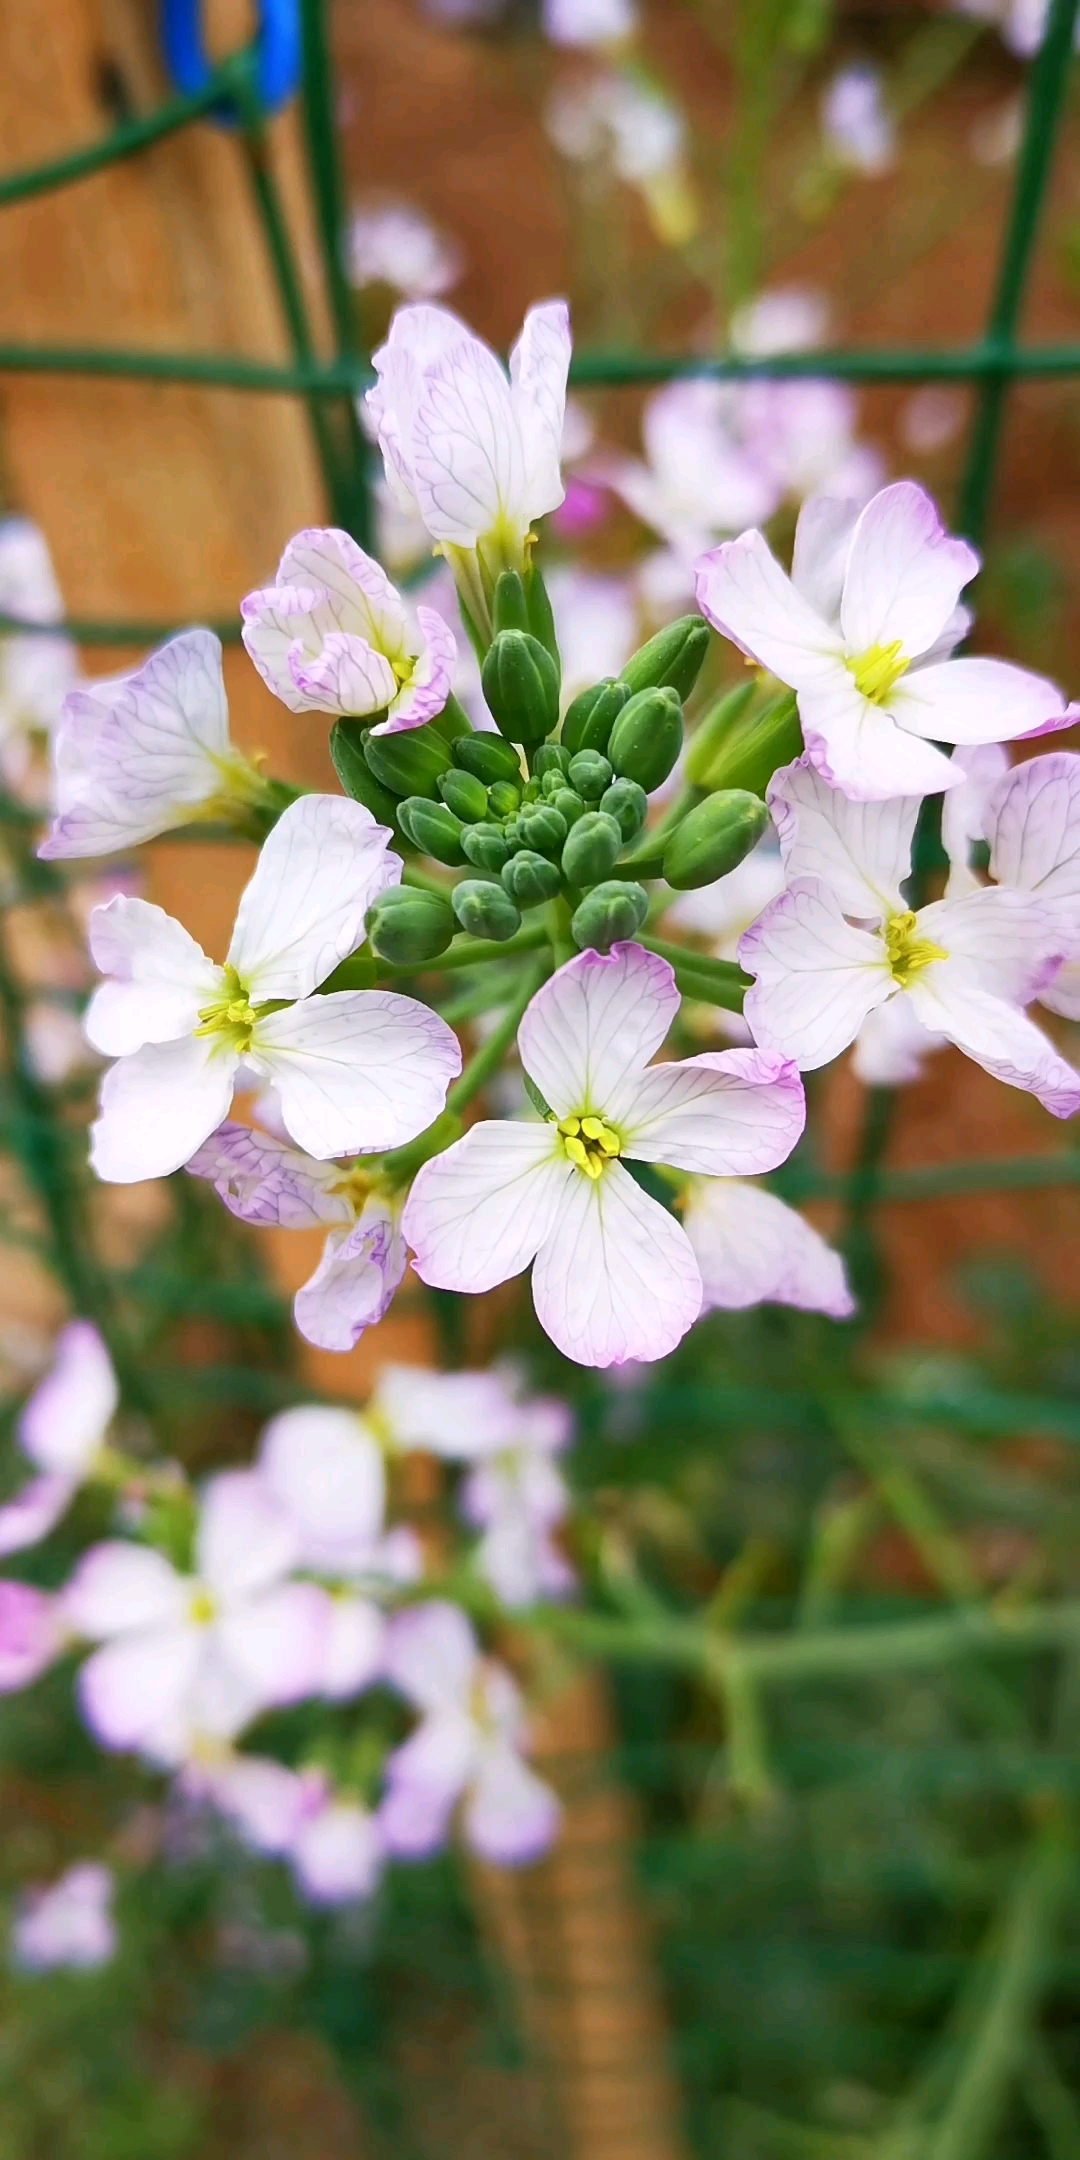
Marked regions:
[12,1864,116,1972]
[694,529,842,686]
[519,944,680,1119]
[293,1202,407,1354]
[464,1748,560,1867]
[372,1365,523,1459]
[739,880,893,1070]
[41,628,229,859]
[798,676,960,801]
[196,1470,299,1599]
[839,482,978,660]
[201,1753,309,1855]
[85,896,219,1055]
[907,967,1080,1119]
[18,1320,117,1476]
[89,1034,237,1183]
[375,603,457,734]
[684,1178,854,1318]
[186,1120,350,1229]
[767,755,915,919]
[790,493,860,622]
[412,334,524,548]
[227,794,399,1003]
[382,1599,477,1713]
[986,751,1080,905]
[77,1626,200,1751]
[63,1542,188,1639]
[621,1047,805,1176]
[214,1582,328,1709]
[509,299,572,521]
[274,528,407,648]
[0,1474,74,1556]
[287,631,397,717]
[257,1406,385,1564]
[320,1593,384,1699]
[894,657,1069,747]
[918,887,1069,1009]
[0,1582,64,1692]
[475,1516,575,1609]
[253,990,461,1160]
[941,742,1011,893]
[1040,958,1080,1022]
[291,1801,382,1905]
[404,1120,570,1293]
[852,996,944,1086]
[380,1709,477,1858]
[532,1163,702,1368]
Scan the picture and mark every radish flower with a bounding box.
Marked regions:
[740,756,1080,1116]
[983,751,1080,1021]
[402,942,806,1367]
[696,482,1072,800]
[85,793,461,1181]
[11,1864,116,1973]
[0,1321,117,1557]
[241,528,456,736]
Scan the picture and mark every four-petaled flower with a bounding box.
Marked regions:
[739,755,1080,1116]
[403,942,806,1367]
[696,482,1072,799]
[84,793,461,1181]
[241,528,457,736]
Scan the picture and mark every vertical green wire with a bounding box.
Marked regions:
[297,0,375,550]
[957,0,1080,544]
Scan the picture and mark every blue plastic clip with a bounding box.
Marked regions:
[159,0,301,121]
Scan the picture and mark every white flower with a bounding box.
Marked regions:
[366,300,571,631]
[84,793,461,1181]
[63,1472,327,1764]
[403,942,806,1367]
[0,519,79,780]
[598,380,779,569]
[982,750,1080,1020]
[183,1751,382,1904]
[380,1600,560,1866]
[0,1321,117,1557]
[696,482,1072,800]
[821,64,895,175]
[348,198,462,298]
[682,1179,854,1319]
[11,1864,116,1973]
[729,287,829,359]
[41,629,261,860]
[241,528,456,736]
[542,0,636,44]
[952,0,1074,59]
[739,755,1080,1117]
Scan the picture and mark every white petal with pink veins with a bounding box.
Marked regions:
[740,881,893,1069]
[85,896,220,1055]
[89,1032,238,1183]
[618,1048,805,1176]
[767,755,917,920]
[18,1320,117,1475]
[798,674,960,800]
[532,1163,702,1367]
[683,1177,854,1318]
[293,1203,407,1353]
[695,528,842,684]
[227,795,399,1002]
[404,1121,571,1293]
[509,300,572,520]
[254,989,460,1160]
[894,656,1069,746]
[838,482,977,660]
[518,943,679,1118]
[186,1121,351,1229]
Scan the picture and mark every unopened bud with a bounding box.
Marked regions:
[694,689,802,798]
[429,693,471,743]
[600,777,647,843]
[607,685,683,794]
[502,850,562,906]
[561,809,622,888]
[620,614,710,702]
[519,804,568,856]
[451,879,522,942]
[561,677,631,758]
[438,768,489,823]
[492,570,530,635]
[567,749,613,801]
[363,720,452,800]
[452,734,523,787]
[461,822,512,873]
[684,680,757,788]
[398,797,466,866]
[571,880,649,954]
[330,719,402,829]
[662,789,770,890]
[366,886,455,966]
[482,630,561,745]
[551,787,586,829]
[534,742,571,782]
[524,563,561,670]
[487,780,522,819]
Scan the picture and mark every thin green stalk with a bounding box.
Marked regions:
[446,958,551,1117]
[1022,2034,1080,2160]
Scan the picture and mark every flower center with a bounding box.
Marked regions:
[329,1164,374,1213]
[884,910,948,988]
[557,1113,622,1181]
[189,1588,217,1626]
[195,965,258,1053]
[847,639,907,704]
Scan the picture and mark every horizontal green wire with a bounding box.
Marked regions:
[0,69,241,211]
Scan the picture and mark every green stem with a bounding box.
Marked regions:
[446,958,551,1117]
[639,933,750,1011]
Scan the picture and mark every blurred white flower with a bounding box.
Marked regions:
[12,1863,116,1973]
[821,64,895,176]
[544,70,698,244]
[546,564,638,705]
[348,199,463,299]
[542,0,636,46]
[0,519,79,783]
[729,287,829,358]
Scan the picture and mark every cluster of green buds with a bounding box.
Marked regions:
[326,564,799,979]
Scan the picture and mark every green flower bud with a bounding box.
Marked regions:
[607,685,683,794]
[561,809,622,888]
[567,750,613,801]
[503,817,524,851]
[481,629,561,745]
[561,677,631,758]
[684,680,757,788]
[438,768,489,823]
[533,742,571,781]
[524,563,561,671]
[461,821,512,873]
[662,789,770,890]
[551,787,586,829]
[619,613,710,702]
[521,777,542,804]
[365,886,455,966]
[487,779,521,819]
[452,734,524,787]
[451,879,522,942]
[330,718,402,828]
[492,570,530,635]
[502,850,562,907]
[519,804,568,856]
[571,880,649,954]
[599,777,648,843]
[363,720,452,800]
[397,797,467,865]
[694,690,803,798]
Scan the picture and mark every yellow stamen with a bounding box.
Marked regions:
[189,1589,217,1625]
[195,966,258,1052]
[884,910,947,988]
[557,1112,622,1179]
[847,639,907,704]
